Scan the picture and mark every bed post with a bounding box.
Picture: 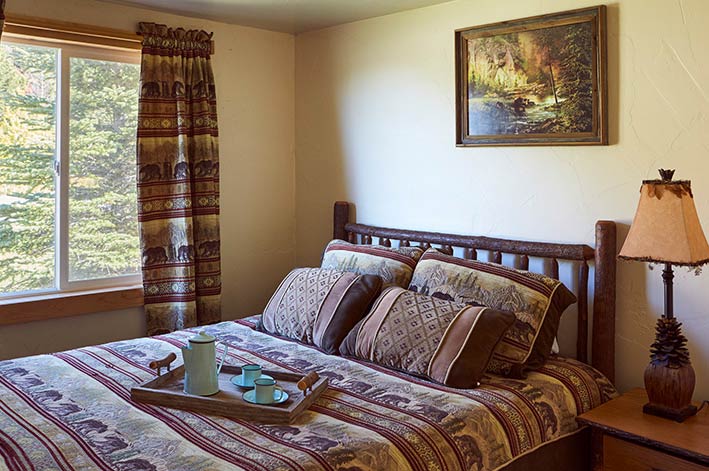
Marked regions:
[593,220,617,383]
[334,201,350,240]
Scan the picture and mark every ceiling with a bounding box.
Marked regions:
[98,0,453,34]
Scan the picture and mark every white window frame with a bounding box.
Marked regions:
[1,34,142,300]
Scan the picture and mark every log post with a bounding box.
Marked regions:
[333,201,350,241]
[593,220,616,383]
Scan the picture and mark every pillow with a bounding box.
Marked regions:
[321,239,424,288]
[340,287,515,388]
[408,249,576,377]
[262,268,382,354]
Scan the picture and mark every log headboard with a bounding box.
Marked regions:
[332,201,617,383]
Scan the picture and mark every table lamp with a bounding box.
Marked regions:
[618,169,709,421]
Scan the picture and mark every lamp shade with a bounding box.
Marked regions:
[619,176,709,266]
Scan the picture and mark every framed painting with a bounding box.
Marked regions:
[455,6,607,146]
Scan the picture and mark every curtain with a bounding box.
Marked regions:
[137,23,221,335]
[0,0,5,41]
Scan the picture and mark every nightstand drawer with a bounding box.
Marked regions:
[604,435,707,471]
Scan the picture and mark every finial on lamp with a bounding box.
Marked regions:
[658,168,675,182]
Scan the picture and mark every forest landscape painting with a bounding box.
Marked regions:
[455,6,607,146]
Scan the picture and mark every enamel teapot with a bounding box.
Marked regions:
[181,331,228,396]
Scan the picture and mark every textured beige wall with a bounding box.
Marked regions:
[0,0,295,358]
[295,0,709,399]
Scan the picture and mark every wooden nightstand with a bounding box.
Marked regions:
[577,388,709,470]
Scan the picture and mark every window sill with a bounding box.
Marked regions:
[0,286,144,326]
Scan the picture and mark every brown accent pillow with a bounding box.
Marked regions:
[340,287,515,388]
[408,249,576,377]
[262,268,382,354]
[321,239,424,288]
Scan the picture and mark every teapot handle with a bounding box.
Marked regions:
[215,341,228,374]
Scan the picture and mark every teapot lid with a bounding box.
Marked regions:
[188,330,215,344]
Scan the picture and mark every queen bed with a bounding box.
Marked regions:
[0,201,618,471]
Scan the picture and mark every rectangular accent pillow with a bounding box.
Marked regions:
[340,287,515,388]
[262,268,382,354]
[408,249,576,377]
[321,239,424,288]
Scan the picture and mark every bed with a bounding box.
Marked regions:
[0,201,618,471]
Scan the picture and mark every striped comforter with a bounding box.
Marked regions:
[0,318,616,471]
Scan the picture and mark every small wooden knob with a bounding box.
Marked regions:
[297,372,319,392]
[148,353,177,375]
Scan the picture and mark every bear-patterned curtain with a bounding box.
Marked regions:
[137,23,221,335]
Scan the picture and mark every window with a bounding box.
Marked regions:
[0,35,141,299]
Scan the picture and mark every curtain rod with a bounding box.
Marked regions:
[4,15,215,54]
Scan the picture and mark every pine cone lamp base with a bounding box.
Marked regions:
[643,318,697,422]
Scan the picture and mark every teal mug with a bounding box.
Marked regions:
[253,378,284,404]
[241,364,262,387]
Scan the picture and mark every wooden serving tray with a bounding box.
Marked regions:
[131,365,328,424]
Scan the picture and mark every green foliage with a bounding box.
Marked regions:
[531,27,565,100]
[556,23,594,132]
[0,43,56,292]
[0,42,140,294]
[68,57,140,281]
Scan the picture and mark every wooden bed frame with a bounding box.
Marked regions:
[333,201,617,470]
[333,201,617,383]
